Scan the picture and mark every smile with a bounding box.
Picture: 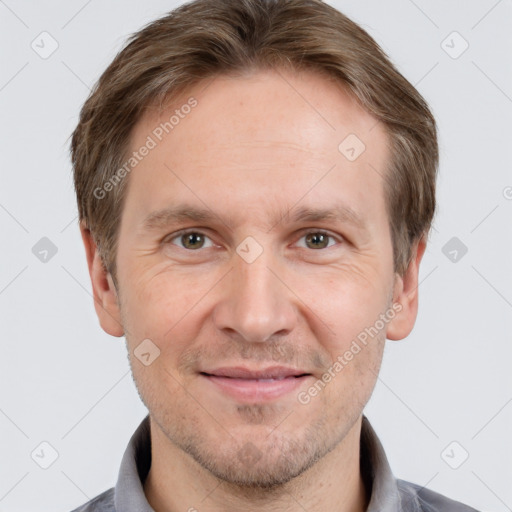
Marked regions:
[199,366,312,402]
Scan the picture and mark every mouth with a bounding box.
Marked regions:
[199,366,312,402]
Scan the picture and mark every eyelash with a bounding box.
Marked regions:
[165,229,343,251]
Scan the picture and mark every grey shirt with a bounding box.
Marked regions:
[70,415,479,511]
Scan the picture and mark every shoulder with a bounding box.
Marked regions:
[69,487,115,512]
[397,479,480,512]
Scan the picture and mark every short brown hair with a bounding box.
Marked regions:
[71,0,438,282]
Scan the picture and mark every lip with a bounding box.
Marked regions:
[200,366,312,402]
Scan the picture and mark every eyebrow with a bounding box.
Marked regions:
[140,203,368,233]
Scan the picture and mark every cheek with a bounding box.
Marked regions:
[299,266,389,343]
[120,268,209,353]
[297,331,384,428]
[323,322,385,399]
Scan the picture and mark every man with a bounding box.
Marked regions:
[69,0,479,510]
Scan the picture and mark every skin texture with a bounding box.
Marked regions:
[81,68,426,511]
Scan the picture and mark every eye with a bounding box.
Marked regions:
[167,230,215,250]
[296,230,341,250]
[164,229,342,252]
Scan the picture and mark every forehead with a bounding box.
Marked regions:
[134,68,386,155]
[122,68,390,232]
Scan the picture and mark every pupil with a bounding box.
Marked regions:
[184,233,203,249]
[307,233,327,249]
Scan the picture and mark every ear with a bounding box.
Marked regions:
[80,221,124,337]
[386,234,427,341]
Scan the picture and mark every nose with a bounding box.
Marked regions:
[212,246,298,343]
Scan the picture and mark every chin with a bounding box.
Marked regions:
[182,434,323,490]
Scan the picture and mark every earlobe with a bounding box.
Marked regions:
[386,234,427,341]
[80,222,124,337]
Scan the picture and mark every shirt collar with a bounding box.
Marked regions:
[114,415,153,512]
[360,415,401,511]
[114,414,400,512]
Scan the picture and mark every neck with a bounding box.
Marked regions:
[143,415,368,512]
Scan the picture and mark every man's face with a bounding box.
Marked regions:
[96,68,413,487]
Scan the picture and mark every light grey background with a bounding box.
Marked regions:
[1,1,511,511]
